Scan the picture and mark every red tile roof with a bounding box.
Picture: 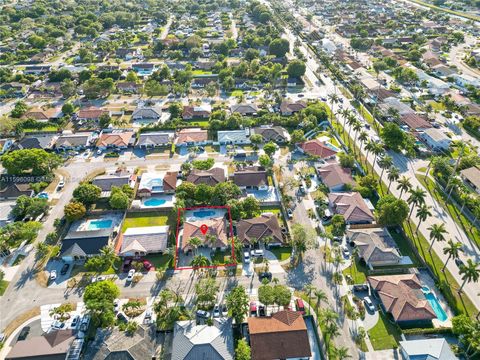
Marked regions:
[97,131,134,147]
[300,139,338,158]
[176,128,208,144]
[182,218,228,250]
[328,192,375,224]
[317,163,356,189]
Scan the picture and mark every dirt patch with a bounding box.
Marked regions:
[3,307,41,338]
[35,270,49,288]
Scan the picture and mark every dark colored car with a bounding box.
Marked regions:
[117,312,128,323]
[17,327,30,341]
[258,305,266,317]
[259,272,272,282]
[60,263,70,275]
[122,259,133,272]
[353,284,369,292]
[455,258,465,268]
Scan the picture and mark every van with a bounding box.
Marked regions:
[295,298,305,315]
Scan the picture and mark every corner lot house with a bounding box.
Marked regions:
[299,139,338,159]
[172,318,234,360]
[12,134,58,150]
[182,217,228,252]
[117,226,169,257]
[328,192,375,224]
[237,213,284,246]
[233,166,268,190]
[137,171,178,197]
[399,338,456,360]
[92,168,136,197]
[186,168,225,186]
[217,129,250,145]
[251,126,290,143]
[419,128,451,151]
[368,274,437,327]
[6,330,76,360]
[136,131,173,149]
[96,130,135,150]
[460,166,480,194]
[316,163,356,191]
[248,311,312,360]
[347,227,401,267]
[175,128,208,146]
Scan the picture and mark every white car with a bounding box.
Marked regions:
[49,270,57,281]
[364,296,376,312]
[244,251,250,264]
[96,149,102,155]
[57,180,65,190]
[114,299,120,313]
[251,249,264,257]
[126,269,135,282]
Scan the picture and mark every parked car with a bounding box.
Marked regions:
[122,259,133,271]
[60,263,70,276]
[258,305,266,316]
[126,269,135,282]
[455,258,465,268]
[71,315,80,329]
[353,284,369,292]
[142,260,153,270]
[259,272,272,282]
[243,251,250,264]
[144,309,152,324]
[57,180,65,190]
[79,315,90,332]
[17,327,30,341]
[49,270,57,281]
[114,299,120,313]
[96,149,102,155]
[295,298,305,315]
[213,304,221,318]
[52,320,65,330]
[221,304,228,317]
[196,310,210,319]
[250,249,264,257]
[342,247,350,258]
[364,296,375,312]
[117,312,128,323]
[250,302,257,317]
[287,208,293,219]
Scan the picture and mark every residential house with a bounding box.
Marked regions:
[23,107,63,122]
[92,168,136,197]
[460,166,480,194]
[299,139,338,159]
[316,163,356,191]
[85,325,162,360]
[55,132,93,151]
[136,132,173,149]
[182,105,211,120]
[217,129,250,145]
[233,166,268,190]
[117,226,169,257]
[328,192,375,224]
[399,338,457,360]
[137,171,178,197]
[280,100,307,115]
[248,311,312,360]
[0,82,28,98]
[172,318,234,360]
[23,65,51,75]
[0,201,15,226]
[0,184,34,200]
[186,168,225,186]
[11,134,57,150]
[5,330,76,360]
[453,74,480,88]
[368,274,436,327]
[96,130,135,150]
[132,107,161,121]
[182,217,228,252]
[399,113,432,131]
[230,103,258,116]
[175,128,208,146]
[191,76,218,88]
[419,128,451,151]
[117,82,143,93]
[251,126,290,143]
[0,139,14,154]
[347,227,401,267]
[237,213,284,246]
[77,107,109,123]
[431,64,456,78]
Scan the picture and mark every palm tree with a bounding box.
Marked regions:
[459,259,480,293]
[427,223,447,252]
[314,289,328,312]
[447,176,462,202]
[416,204,432,234]
[189,237,202,255]
[320,308,339,326]
[190,255,210,269]
[99,245,119,270]
[378,155,393,191]
[334,346,352,360]
[371,142,385,174]
[358,131,368,148]
[346,114,357,141]
[446,140,467,192]
[341,108,351,134]
[387,166,400,192]
[325,322,340,350]
[352,121,363,156]
[364,140,375,173]
[304,284,316,299]
[397,176,412,199]
[442,241,463,272]
[407,187,427,221]
[328,93,340,126]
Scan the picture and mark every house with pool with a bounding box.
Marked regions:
[59,214,123,262]
[368,274,448,328]
[133,171,178,209]
[236,213,285,247]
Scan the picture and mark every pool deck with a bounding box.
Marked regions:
[72,213,123,232]
[184,208,227,222]
[139,194,176,209]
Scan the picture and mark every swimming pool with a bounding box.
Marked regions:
[424,291,448,321]
[192,210,216,218]
[87,219,113,230]
[144,198,167,207]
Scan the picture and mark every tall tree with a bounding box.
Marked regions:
[442,241,463,272]
[427,223,447,252]
[459,259,480,293]
[226,286,249,325]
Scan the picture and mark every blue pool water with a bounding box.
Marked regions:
[424,292,448,321]
[88,219,113,230]
[144,198,167,207]
[192,210,216,218]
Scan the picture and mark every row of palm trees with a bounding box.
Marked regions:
[303,284,351,359]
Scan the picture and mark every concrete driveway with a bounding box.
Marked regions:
[45,260,73,289]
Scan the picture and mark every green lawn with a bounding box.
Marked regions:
[389,229,422,267]
[144,253,173,270]
[352,101,375,126]
[228,90,243,97]
[122,212,169,232]
[270,246,292,261]
[260,206,282,214]
[192,70,213,75]
[342,257,367,284]
[428,101,446,112]
[0,280,9,296]
[184,120,209,128]
[367,311,402,350]
[24,126,58,133]
[211,250,234,264]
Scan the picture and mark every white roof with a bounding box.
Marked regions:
[400,338,457,360]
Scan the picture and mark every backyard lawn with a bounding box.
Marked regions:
[144,253,173,270]
[388,228,422,267]
[122,212,169,232]
[342,257,367,284]
[367,311,402,350]
[270,246,292,261]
